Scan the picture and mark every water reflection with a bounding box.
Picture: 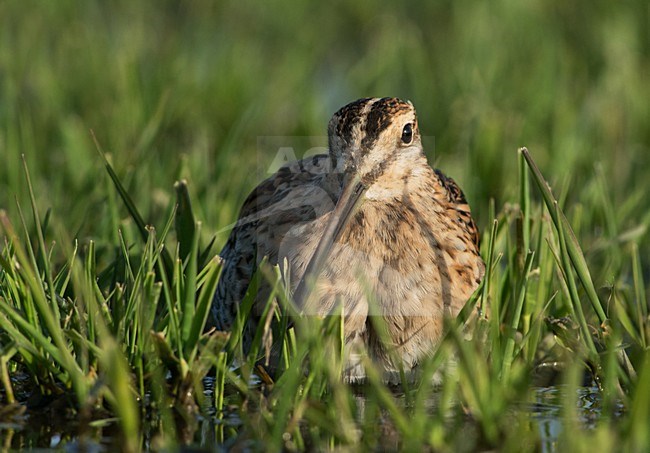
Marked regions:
[532,385,622,453]
[1,383,612,451]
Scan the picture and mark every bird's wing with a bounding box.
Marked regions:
[211,154,334,332]
[433,169,481,251]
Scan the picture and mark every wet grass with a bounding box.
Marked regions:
[1,0,650,451]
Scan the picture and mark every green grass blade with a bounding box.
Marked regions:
[522,147,607,324]
[501,250,535,378]
[92,131,174,277]
[187,256,223,361]
[174,179,196,263]
[20,156,59,323]
[631,243,648,348]
[181,221,200,348]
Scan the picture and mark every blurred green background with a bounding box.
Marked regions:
[1,0,649,273]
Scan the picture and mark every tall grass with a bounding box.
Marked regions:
[1,0,650,451]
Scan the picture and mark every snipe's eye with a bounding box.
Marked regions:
[401,123,413,144]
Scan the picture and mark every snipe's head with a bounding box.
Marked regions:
[327,97,422,186]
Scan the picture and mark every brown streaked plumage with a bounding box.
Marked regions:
[211,97,485,381]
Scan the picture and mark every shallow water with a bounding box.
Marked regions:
[0,379,612,451]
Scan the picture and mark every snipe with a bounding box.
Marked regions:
[211,97,485,381]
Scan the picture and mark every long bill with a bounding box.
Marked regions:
[292,174,367,308]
